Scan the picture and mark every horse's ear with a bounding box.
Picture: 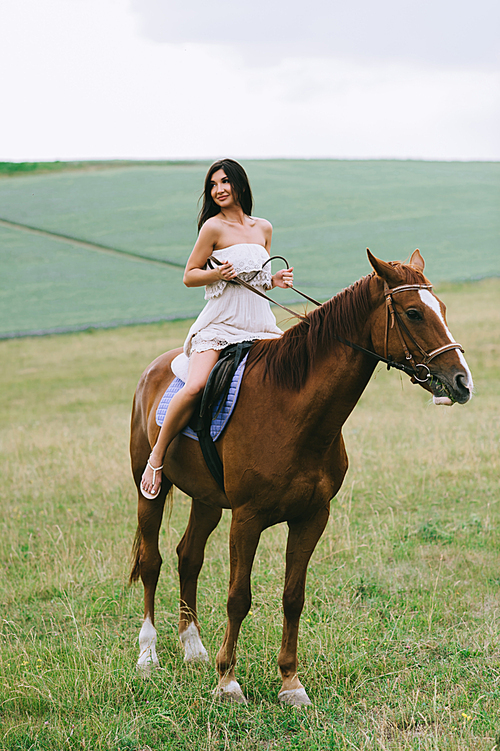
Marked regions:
[367,249,402,287]
[409,248,425,272]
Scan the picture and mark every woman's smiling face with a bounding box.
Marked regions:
[210,169,237,209]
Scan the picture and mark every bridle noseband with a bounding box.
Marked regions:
[383,282,464,382]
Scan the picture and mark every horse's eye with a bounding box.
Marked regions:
[406,309,422,321]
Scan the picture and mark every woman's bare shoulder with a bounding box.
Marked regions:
[250,216,273,250]
[198,216,224,245]
[250,216,273,232]
[204,214,224,228]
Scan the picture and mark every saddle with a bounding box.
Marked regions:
[189,341,254,490]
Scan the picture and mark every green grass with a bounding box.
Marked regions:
[1,160,498,336]
[0,161,206,177]
[1,279,499,749]
[0,160,103,176]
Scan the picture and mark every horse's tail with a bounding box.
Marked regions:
[129,526,142,584]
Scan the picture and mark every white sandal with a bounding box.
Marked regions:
[141,460,164,500]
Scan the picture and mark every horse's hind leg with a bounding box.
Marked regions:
[177,499,222,663]
[133,486,171,675]
[278,506,330,707]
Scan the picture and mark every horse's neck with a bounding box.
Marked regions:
[242,278,381,446]
[309,357,375,437]
[294,310,378,444]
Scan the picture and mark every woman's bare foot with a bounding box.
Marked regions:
[141,452,164,499]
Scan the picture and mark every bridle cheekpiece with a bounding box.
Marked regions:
[383,281,464,382]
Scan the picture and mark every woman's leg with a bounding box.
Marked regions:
[141,349,220,496]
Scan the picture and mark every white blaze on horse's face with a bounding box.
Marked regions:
[418,289,474,403]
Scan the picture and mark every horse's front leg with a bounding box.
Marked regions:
[215,511,263,704]
[278,506,330,707]
[134,487,169,675]
[177,499,222,663]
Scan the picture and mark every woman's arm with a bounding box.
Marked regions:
[261,221,294,289]
[271,267,294,289]
[183,221,236,288]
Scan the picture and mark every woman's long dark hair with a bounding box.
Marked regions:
[197,158,253,231]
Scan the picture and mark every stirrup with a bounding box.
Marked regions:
[141,460,164,500]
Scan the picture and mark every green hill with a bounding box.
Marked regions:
[1,160,498,337]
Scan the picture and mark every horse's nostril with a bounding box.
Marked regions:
[455,373,469,392]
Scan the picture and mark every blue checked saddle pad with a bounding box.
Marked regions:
[155,355,248,442]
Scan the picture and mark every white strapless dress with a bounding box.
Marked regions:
[171,244,283,381]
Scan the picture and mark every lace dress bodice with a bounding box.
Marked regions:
[171,243,283,379]
[205,244,273,299]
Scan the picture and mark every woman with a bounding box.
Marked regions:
[141,158,293,499]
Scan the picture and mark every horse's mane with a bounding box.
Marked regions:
[246,262,427,391]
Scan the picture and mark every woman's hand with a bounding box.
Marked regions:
[216,261,237,281]
[272,267,294,289]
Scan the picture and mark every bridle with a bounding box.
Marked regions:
[208,255,465,383]
[382,282,464,383]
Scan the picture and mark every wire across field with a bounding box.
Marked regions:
[1,160,499,337]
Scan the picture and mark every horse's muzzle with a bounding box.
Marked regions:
[425,368,472,406]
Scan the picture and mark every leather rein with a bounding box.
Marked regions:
[208,255,464,383]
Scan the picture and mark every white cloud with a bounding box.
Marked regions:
[0,0,498,161]
[131,0,499,67]
[239,58,500,160]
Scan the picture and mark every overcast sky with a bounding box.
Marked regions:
[1,0,498,161]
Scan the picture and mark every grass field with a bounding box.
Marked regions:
[0,225,202,335]
[1,277,500,750]
[1,160,498,336]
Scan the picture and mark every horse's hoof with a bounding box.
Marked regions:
[137,617,159,676]
[213,680,248,704]
[278,687,312,707]
[135,659,159,678]
[185,650,209,664]
[180,622,209,664]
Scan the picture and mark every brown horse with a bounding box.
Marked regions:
[129,250,472,706]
